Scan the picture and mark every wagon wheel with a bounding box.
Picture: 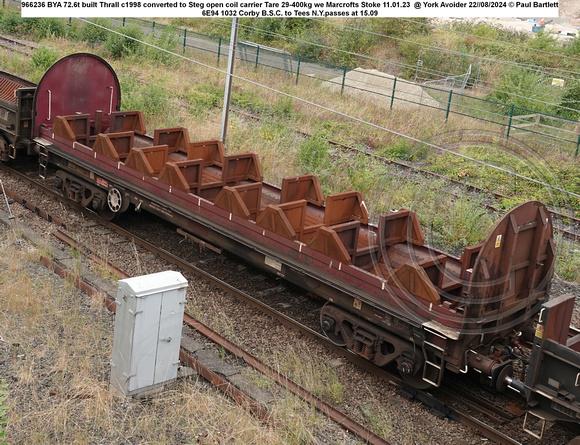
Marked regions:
[398,352,432,390]
[400,370,432,390]
[320,306,347,347]
[0,138,8,163]
[99,187,123,221]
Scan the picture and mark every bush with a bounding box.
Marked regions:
[370,18,431,38]
[31,46,60,71]
[526,29,559,52]
[77,18,112,44]
[328,19,377,68]
[145,25,179,64]
[557,80,580,120]
[487,65,559,115]
[22,18,69,39]
[0,9,24,34]
[565,35,580,56]
[105,24,143,58]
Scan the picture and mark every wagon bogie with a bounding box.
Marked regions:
[1,53,577,437]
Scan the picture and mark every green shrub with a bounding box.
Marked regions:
[526,29,559,51]
[22,18,69,39]
[298,137,331,173]
[328,19,377,68]
[565,35,580,56]
[488,65,559,115]
[557,80,580,120]
[105,24,143,58]
[422,195,495,253]
[77,18,112,44]
[31,46,59,71]
[370,18,431,38]
[145,25,179,64]
[293,33,325,60]
[0,9,24,34]
[238,18,311,44]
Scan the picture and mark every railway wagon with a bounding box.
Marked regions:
[0,53,576,414]
[0,68,35,161]
[517,294,580,439]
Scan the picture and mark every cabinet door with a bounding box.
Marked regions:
[128,294,162,393]
[154,289,185,385]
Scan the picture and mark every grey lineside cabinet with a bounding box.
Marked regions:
[110,271,188,397]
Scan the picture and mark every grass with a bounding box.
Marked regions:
[0,380,7,445]
[2,33,575,271]
[1,226,366,444]
[0,22,577,252]
[0,20,576,444]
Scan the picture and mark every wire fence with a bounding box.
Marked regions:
[2,5,579,156]
[108,17,580,157]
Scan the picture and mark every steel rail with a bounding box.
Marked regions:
[0,164,525,444]
[46,223,391,443]
[53,201,521,445]
[230,107,580,238]
[0,35,36,57]
[37,254,273,424]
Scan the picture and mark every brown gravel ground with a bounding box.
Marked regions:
[0,167,579,444]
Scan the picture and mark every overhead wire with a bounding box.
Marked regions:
[204,17,580,114]
[400,16,580,62]
[309,17,580,68]
[79,18,580,200]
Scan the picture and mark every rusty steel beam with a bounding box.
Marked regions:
[178,349,272,424]
[182,313,392,445]
[53,230,129,280]
[38,254,272,423]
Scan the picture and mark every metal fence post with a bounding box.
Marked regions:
[390,77,397,109]
[340,66,347,95]
[296,56,301,84]
[255,45,260,69]
[445,90,453,121]
[506,104,515,139]
[183,29,187,53]
[122,18,126,27]
[217,37,222,64]
[152,21,155,36]
[575,134,580,157]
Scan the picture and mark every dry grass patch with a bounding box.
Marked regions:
[1,227,361,444]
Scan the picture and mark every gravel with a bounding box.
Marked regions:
[1,166,579,444]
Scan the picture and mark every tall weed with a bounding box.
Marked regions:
[77,18,112,44]
[105,24,143,58]
[0,379,7,445]
[145,25,180,64]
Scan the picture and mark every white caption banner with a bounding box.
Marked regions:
[21,0,559,18]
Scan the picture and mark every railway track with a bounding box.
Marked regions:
[0,35,37,57]
[230,107,580,240]
[0,162,546,444]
